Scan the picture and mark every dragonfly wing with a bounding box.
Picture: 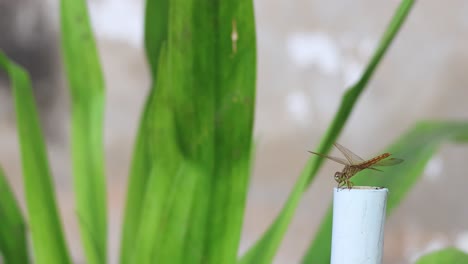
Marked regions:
[367,167,384,172]
[333,142,366,165]
[373,157,404,166]
[308,151,350,165]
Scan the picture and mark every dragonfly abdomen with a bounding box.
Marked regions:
[357,153,391,168]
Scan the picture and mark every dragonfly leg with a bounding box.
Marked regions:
[346,180,354,190]
[337,179,346,190]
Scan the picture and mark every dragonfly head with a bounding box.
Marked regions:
[334,172,343,183]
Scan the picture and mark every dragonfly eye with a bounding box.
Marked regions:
[334,172,342,182]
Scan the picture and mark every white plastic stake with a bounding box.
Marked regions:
[330,187,388,264]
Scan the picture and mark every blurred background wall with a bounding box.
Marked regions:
[1,0,468,263]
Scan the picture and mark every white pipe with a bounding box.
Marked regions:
[330,187,388,264]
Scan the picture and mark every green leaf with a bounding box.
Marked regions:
[205,2,256,262]
[238,1,415,263]
[0,51,71,264]
[118,85,157,264]
[415,247,468,264]
[0,166,29,263]
[143,0,169,77]
[60,1,107,263]
[302,121,468,263]
[119,0,169,262]
[129,0,256,263]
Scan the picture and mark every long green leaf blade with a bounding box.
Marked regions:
[0,51,71,264]
[60,1,107,263]
[119,87,157,264]
[119,0,169,262]
[144,0,169,77]
[0,166,29,263]
[131,0,256,263]
[119,89,159,264]
[131,44,193,264]
[415,247,468,264]
[239,1,415,263]
[206,2,256,263]
[302,121,468,263]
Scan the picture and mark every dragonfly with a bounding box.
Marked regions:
[309,143,404,189]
